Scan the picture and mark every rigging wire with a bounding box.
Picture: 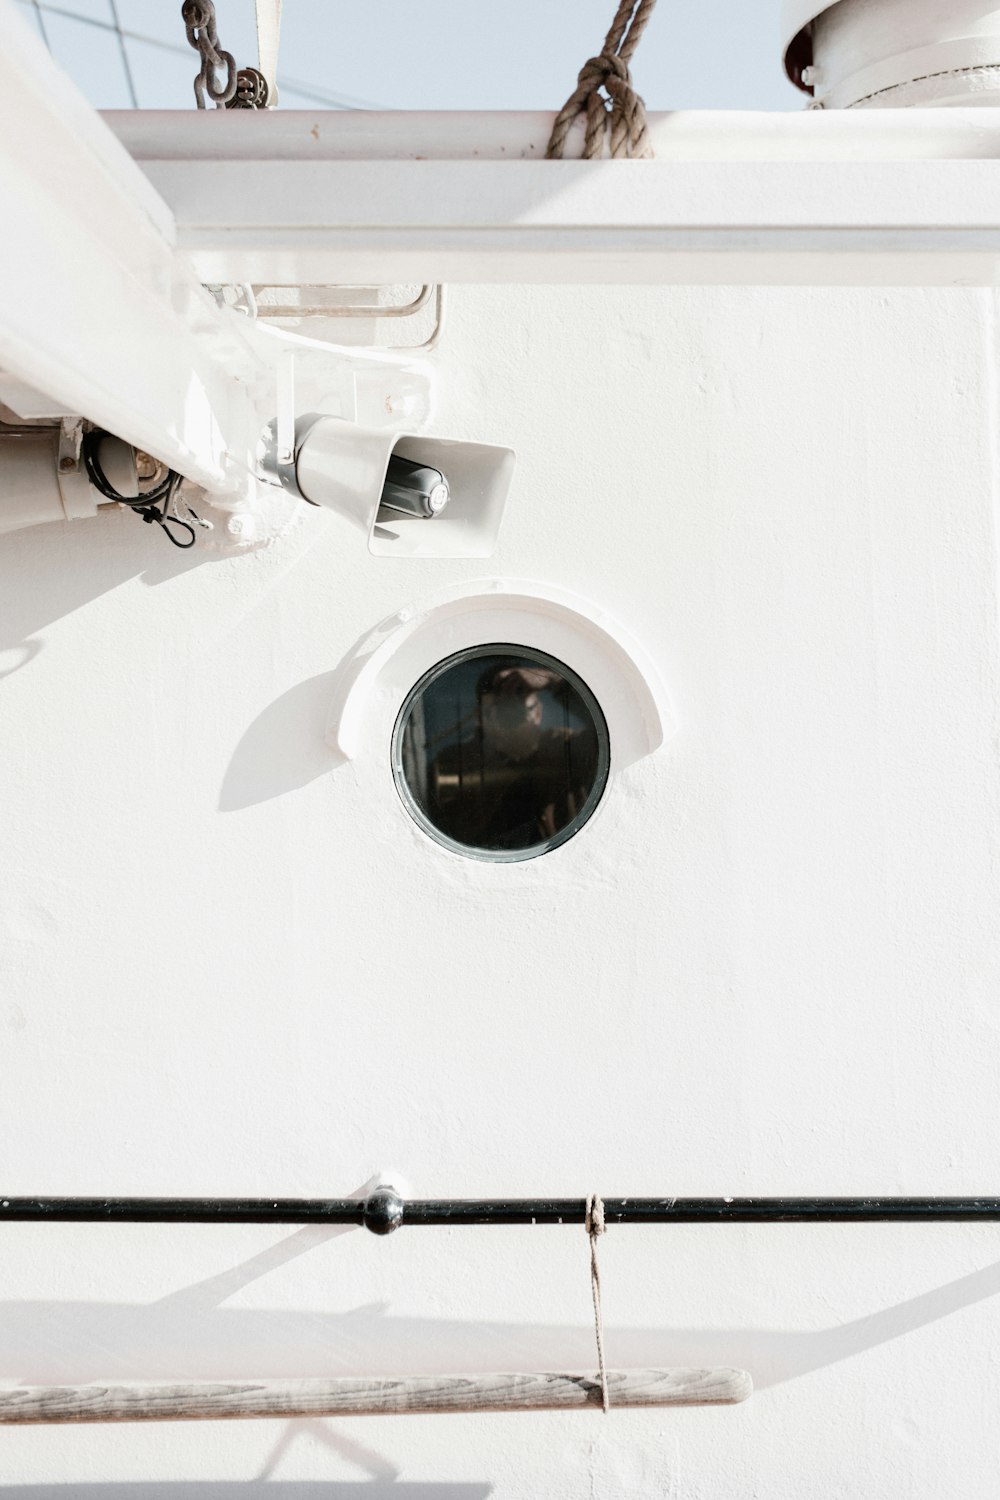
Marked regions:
[28,0,50,47]
[107,0,138,109]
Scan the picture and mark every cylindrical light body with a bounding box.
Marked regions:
[278,416,515,559]
[292,417,395,535]
[0,431,98,535]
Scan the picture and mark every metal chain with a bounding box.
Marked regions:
[181,0,237,109]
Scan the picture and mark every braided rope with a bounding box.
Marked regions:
[546,0,658,160]
[586,1194,610,1413]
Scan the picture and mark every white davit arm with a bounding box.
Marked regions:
[0,0,264,500]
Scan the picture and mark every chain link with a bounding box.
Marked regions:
[181,0,237,109]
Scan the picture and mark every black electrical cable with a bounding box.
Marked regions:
[81,430,197,549]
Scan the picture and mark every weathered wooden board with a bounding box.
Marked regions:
[0,1368,752,1424]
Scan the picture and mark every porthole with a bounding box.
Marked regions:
[392,645,611,861]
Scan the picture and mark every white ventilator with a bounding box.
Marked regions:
[782,0,1000,107]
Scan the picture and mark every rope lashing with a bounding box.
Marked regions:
[546,0,659,160]
[586,1194,610,1413]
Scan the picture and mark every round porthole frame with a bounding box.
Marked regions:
[390,642,612,864]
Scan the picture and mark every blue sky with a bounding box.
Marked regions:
[14,0,804,112]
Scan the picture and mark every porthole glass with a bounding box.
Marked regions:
[392,645,610,861]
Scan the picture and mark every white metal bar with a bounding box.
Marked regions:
[0,2,261,494]
[129,155,1000,287]
[255,0,282,101]
[104,108,1000,163]
[100,110,1000,286]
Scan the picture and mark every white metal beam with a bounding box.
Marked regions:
[108,109,1000,287]
[140,159,1000,288]
[7,0,1000,515]
[107,108,1000,163]
[0,3,260,494]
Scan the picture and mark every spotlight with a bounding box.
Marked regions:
[262,416,515,558]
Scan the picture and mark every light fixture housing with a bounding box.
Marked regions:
[265,415,516,559]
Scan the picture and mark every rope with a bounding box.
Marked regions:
[585,1194,610,1413]
[546,0,658,161]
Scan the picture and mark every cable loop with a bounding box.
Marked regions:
[141,509,197,549]
[81,431,197,550]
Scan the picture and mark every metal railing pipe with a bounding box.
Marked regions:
[3,1192,1000,1233]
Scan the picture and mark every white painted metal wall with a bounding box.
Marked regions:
[1,276,999,1494]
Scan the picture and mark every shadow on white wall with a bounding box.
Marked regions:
[219,671,342,812]
[0,1230,998,1392]
[0,513,211,683]
[0,1487,491,1499]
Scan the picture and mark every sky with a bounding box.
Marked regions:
[13,0,805,112]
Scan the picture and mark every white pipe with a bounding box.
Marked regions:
[0,431,98,536]
[104,108,1000,163]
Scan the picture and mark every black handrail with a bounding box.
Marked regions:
[3,1190,1000,1235]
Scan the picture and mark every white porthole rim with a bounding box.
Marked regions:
[389,641,612,864]
[325,578,674,773]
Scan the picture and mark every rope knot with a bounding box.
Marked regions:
[546,0,657,160]
[586,1193,606,1237]
[577,51,630,92]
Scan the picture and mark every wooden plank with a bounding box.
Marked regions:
[0,1369,752,1424]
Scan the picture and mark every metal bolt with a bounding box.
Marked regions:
[225,66,269,109]
[58,456,75,472]
[363,1186,404,1236]
[134,450,162,482]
